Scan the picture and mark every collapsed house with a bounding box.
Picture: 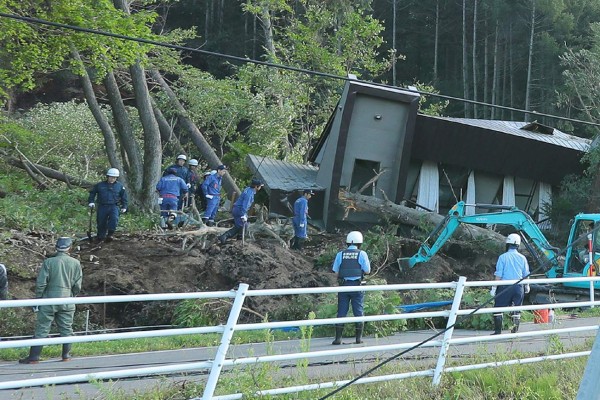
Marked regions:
[248,78,590,230]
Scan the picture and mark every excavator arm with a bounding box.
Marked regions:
[406,201,561,271]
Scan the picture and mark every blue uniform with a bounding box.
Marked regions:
[231,187,255,228]
[202,173,223,223]
[333,246,371,318]
[292,196,309,239]
[156,175,188,216]
[164,164,190,209]
[88,181,128,240]
[494,249,530,308]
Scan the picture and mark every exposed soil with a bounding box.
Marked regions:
[2,228,498,328]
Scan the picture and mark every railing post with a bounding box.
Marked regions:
[201,283,249,400]
[590,280,595,309]
[432,276,467,386]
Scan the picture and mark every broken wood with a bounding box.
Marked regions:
[339,190,506,244]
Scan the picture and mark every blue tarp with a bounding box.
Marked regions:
[397,300,453,313]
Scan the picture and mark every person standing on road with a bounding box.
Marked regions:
[290,189,313,251]
[156,167,189,229]
[88,168,128,242]
[19,237,82,364]
[0,262,8,300]
[331,231,371,345]
[218,178,264,244]
[201,164,227,226]
[490,233,530,335]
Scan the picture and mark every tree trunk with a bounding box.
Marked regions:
[392,0,397,86]
[472,0,478,118]
[340,190,506,244]
[71,48,125,185]
[462,0,470,117]
[483,14,488,117]
[525,1,536,122]
[130,62,162,210]
[433,0,439,85]
[104,71,143,193]
[491,20,499,119]
[150,70,241,197]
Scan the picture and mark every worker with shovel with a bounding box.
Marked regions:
[87,168,128,242]
[218,178,264,244]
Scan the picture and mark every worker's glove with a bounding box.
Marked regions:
[490,286,497,296]
[88,203,95,208]
[120,208,127,214]
[524,284,531,294]
[206,194,214,199]
[241,214,248,222]
[157,197,163,205]
[299,223,305,228]
[32,306,39,313]
[187,183,191,189]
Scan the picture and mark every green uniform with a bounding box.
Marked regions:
[34,252,82,338]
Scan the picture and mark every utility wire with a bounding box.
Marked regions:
[1,12,600,130]
[318,226,599,399]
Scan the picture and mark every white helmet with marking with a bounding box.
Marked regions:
[188,159,199,166]
[346,231,363,245]
[106,168,120,177]
[176,154,187,161]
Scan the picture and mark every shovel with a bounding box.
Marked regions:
[87,207,94,241]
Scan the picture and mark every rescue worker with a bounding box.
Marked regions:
[290,189,314,251]
[201,164,227,226]
[332,231,371,345]
[156,167,188,229]
[490,233,530,335]
[218,178,264,244]
[187,159,200,207]
[197,170,214,212]
[19,237,82,364]
[0,262,7,300]
[88,168,128,242]
[163,155,191,210]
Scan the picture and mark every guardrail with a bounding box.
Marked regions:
[1,276,600,399]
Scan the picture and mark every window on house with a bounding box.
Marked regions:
[438,164,470,214]
[350,159,380,196]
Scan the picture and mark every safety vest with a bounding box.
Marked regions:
[338,249,363,279]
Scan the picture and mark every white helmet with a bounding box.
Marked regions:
[188,159,199,166]
[506,233,521,246]
[106,168,120,177]
[176,154,187,161]
[346,231,363,245]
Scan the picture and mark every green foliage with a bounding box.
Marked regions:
[172,298,230,327]
[0,307,35,337]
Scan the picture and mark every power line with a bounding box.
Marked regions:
[1,12,600,131]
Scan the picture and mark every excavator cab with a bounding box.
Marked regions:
[562,216,600,288]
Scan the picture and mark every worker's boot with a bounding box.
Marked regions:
[218,228,236,245]
[207,220,215,227]
[332,325,344,345]
[355,323,364,344]
[296,238,305,251]
[491,315,503,335]
[19,346,43,364]
[290,237,297,250]
[511,314,521,333]
[105,230,114,242]
[61,344,72,361]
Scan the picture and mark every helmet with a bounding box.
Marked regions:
[251,178,264,188]
[189,159,199,166]
[506,233,521,246]
[346,231,363,245]
[56,237,72,251]
[176,154,187,161]
[106,168,120,177]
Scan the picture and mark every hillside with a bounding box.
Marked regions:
[2,227,497,331]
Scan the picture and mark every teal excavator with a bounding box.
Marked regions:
[404,201,600,303]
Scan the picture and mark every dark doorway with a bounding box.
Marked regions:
[350,159,380,196]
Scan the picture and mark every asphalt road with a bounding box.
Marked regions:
[2,315,598,400]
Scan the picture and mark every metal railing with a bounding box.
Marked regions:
[1,277,600,399]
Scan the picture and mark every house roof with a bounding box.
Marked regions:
[246,154,324,192]
[412,115,590,185]
[429,116,590,152]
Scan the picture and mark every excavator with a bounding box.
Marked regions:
[404,201,600,303]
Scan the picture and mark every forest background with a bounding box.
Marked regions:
[2,0,600,216]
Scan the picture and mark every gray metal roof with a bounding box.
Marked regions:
[247,155,324,192]
[427,116,591,152]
